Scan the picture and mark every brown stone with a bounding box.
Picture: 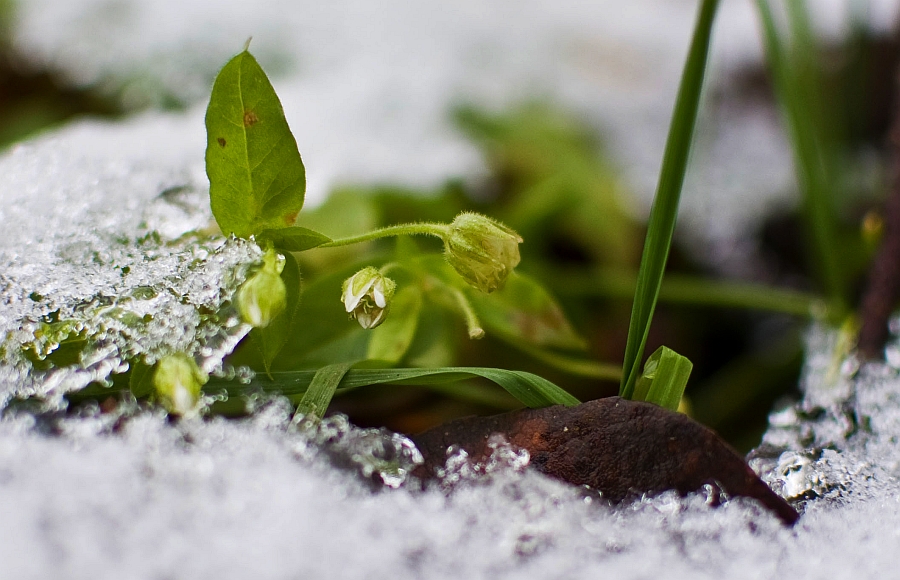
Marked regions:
[411,397,799,525]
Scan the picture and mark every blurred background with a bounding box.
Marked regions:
[2,0,899,450]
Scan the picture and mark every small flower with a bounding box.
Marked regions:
[237,247,287,328]
[342,267,396,329]
[444,212,522,293]
[153,353,208,415]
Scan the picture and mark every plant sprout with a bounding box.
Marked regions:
[132,0,714,417]
[57,0,851,434]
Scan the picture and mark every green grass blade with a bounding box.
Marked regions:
[620,0,720,399]
[296,362,354,418]
[755,0,846,312]
[205,50,306,238]
[632,346,693,411]
[207,366,580,408]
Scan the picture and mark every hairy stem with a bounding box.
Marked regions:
[319,223,449,248]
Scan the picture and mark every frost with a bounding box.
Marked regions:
[750,323,900,512]
[0,133,260,408]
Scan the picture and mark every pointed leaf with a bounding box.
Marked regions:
[206,50,306,238]
[257,226,331,252]
[468,272,586,350]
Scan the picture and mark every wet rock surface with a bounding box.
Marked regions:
[412,397,799,525]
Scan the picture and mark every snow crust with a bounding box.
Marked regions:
[3,331,900,579]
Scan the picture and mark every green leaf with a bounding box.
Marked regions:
[632,346,693,411]
[207,366,580,408]
[257,227,331,252]
[205,50,306,238]
[467,271,586,350]
[366,285,423,363]
[249,251,301,375]
[296,362,354,419]
[620,0,719,400]
[129,359,155,399]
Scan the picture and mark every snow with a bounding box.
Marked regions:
[3,344,900,579]
[3,0,900,578]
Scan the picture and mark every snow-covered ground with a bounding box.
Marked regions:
[3,1,900,578]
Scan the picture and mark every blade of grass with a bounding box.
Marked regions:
[631,346,693,412]
[206,366,580,408]
[755,0,847,314]
[620,0,720,399]
[295,362,354,418]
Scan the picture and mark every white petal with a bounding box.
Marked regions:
[344,281,372,312]
[372,287,386,308]
[344,292,361,312]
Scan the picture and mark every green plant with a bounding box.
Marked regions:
[58,0,862,436]
[197,48,582,417]
[194,0,721,418]
[143,0,813,420]
[619,0,719,405]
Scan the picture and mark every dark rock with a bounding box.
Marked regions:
[411,397,799,525]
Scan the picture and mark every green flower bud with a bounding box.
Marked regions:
[342,266,396,329]
[153,353,208,415]
[444,212,522,293]
[237,247,287,328]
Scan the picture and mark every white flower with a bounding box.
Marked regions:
[342,267,396,329]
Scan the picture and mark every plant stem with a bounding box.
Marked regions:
[449,287,485,339]
[319,223,449,248]
[858,63,900,359]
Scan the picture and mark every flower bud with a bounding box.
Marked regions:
[342,266,396,329]
[153,353,208,415]
[237,247,287,328]
[444,212,522,293]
